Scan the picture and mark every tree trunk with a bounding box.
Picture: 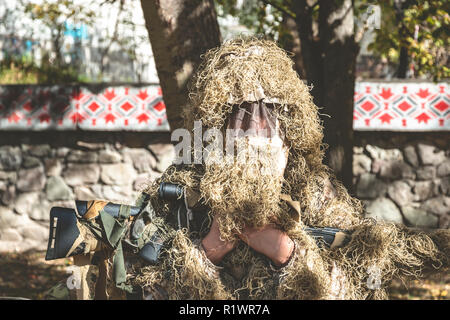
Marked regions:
[292,0,357,191]
[394,0,409,78]
[318,0,358,191]
[397,46,409,78]
[140,0,222,131]
[293,0,322,99]
[280,13,306,79]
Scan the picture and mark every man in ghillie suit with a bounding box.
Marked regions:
[44,37,449,300]
[129,37,449,300]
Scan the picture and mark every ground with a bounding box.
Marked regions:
[0,250,448,300]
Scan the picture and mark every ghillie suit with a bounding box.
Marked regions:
[129,37,449,300]
[44,37,449,300]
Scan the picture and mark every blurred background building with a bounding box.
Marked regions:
[0,0,158,83]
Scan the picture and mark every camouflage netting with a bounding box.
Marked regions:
[131,36,449,300]
[201,138,287,242]
[134,230,232,300]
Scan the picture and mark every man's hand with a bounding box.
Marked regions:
[201,216,237,265]
[239,225,294,267]
[201,217,295,268]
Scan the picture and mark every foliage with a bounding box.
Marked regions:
[215,0,449,80]
[216,0,288,43]
[368,0,449,80]
[24,0,96,29]
[24,0,96,67]
[0,56,89,84]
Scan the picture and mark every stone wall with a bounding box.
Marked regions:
[0,131,174,252]
[353,131,450,229]
[1,130,449,253]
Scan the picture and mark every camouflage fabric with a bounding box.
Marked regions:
[44,282,74,300]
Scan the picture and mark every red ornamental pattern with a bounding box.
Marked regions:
[0,85,75,130]
[0,85,169,131]
[0,82,448,132]
[354,82,449,131]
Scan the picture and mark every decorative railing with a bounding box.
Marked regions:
[0,81,448,131]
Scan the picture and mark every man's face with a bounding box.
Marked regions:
[200,100,289,240]
[225,100,289,177]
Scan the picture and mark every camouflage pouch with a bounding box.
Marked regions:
[124,216,176,265]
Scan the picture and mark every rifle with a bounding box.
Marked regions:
[46,201,142,261]
[45,196,161,297]
[158,182,351,249]
[44,183,350,299]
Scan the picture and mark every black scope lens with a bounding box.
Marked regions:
[159,183,184,201]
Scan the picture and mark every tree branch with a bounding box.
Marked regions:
[260,0,296,19]
[99,0,124,73]
[293,0,314,44]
